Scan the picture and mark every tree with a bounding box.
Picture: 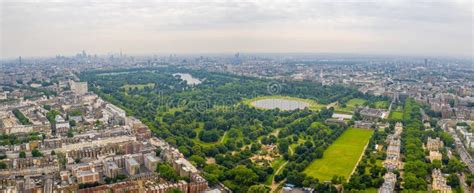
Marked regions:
[46,110,61,124]
[250,143,261,152]
[69,109,82,116]
[116,174,128,181]
[404,161,427,178]
[431,160,442,169]
[69,120,76,127]
[178,146,190,157]
[12,109,31,125]
[446,159,465,173]
[32,149,43,157]
[167,189,183,193]
[465,173,474,185]
[403,173,426,190]
[278,139,289,154]
[189,155,206,168]
[0,161,7,169]
[448,99,455,108]
[228,165,258,186]
[247,185,268,193]
[67,130,74,138]
[157,163,179,182]
[204,173,219,186]
[43,105,51,110]
[19,151,26,158]
[447,174,460,188]
[199,130,220,142]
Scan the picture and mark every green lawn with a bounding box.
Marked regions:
[303,128,374,181]
[121,83,155,91]
[375,101,389,109]
[389,111,403,121]
[335,98,367,113]
[347,98,367,107]
[289,137,307,155]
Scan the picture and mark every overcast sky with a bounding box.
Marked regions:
[1,0,473,58]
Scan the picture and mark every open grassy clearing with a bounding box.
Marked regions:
[346,98,367,107]
[121,83,155,91]
[375,101,389,109]
[243,95,325,111]
[389,111,403,121]
[334,98,367,113]
[303,128,374,181]
[289,137,307,156]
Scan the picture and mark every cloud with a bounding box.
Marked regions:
[0,0,472,58]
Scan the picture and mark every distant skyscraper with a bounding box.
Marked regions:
[18,56,22,65]
[233,52,241,64]
[424,58,428,66]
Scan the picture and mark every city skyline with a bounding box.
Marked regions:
[1,0,473,59]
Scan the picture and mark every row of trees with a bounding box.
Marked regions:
[12,109,31,125]
[400,99,429,190]
[401,99,466,191]
[345,127,389,190]
[0,132,42,146]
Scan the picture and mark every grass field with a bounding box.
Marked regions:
[375,101,389,109]
[347,98,367,107]
[243,95,325,111]
[389,111,403,121]
[335,98,367,113]
[303,128,374,181]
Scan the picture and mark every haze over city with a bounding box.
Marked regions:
[1,1,474,193]
[1,0,473,58]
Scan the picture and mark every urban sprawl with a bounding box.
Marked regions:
[0,52,473,193]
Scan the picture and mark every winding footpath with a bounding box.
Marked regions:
[270,161,288,193]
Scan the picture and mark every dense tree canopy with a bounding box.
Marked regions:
[80,67,386,192]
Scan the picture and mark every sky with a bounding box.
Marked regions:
[0,0,473,58]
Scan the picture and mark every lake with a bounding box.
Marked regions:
[251,99,310,110]
[332,113,353,120]
[173,73,202,85]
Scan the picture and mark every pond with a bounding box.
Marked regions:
[332,113,353,120]
[251,98,310,110]
[173,73,202,85]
